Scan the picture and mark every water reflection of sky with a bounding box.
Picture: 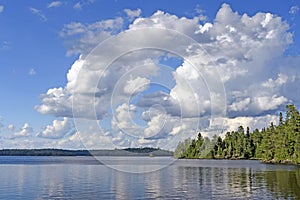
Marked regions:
[0,157,299,199]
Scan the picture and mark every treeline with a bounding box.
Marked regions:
[0,147,173,157]
[174,104,300,165]
[0,149,91,156]
[122,147,173,156]
[90,148,173,156]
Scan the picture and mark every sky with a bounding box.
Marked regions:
[0,0,300,150]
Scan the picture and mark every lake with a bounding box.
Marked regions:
[0,156,299,199]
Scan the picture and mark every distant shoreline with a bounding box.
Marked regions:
[1,149,297,166]
[0,148,173,157]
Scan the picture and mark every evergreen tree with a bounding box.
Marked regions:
[174,104,300,164]
[199,137,214,159]
[223,132,233,158]
[213,135,224,158]
[244,127,254,159]
[251,128,263,158]
[174,138,192,158]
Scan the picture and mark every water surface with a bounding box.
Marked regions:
[0,156,299,199]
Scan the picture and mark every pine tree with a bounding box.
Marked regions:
[174,104,300,164]
[223,132,233,158]
[251,128,263,158]
[213,135,224,158]
[244,127,254,159]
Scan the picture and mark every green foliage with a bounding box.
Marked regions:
[174,138,192,158]
[199,137,214,159]
[175,104,300,165]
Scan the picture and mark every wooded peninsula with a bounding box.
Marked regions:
[175,104,300,165]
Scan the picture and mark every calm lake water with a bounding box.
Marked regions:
[0,156,299,199]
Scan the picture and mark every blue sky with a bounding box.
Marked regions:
[0,0,300,149]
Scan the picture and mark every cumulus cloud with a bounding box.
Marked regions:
[124,8,142,21]
[60,18,124,55]
[48,1,62,8]
[13,123,33,138]
[202,114,279,138]
[111,103,139,132]
[123,77,150,95]
[36,4,300,149]
[37,117,74,139]
[35,87,73,117]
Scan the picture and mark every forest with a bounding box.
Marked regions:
[0,147,173,157]
[174,104,300,165]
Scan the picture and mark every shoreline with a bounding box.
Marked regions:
[0,148,173,157]
[177,157,300,166]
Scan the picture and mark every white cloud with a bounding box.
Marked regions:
[143,113,175,138]
[124,8,142,20]
[254,95,288,111]
[123,77,150,95]
[73,0,95,10]
[73,2,82,10]
[29,7,47,21]
[13,123,33,138]
[29,68,36,76]
[35,87,73,117]
[69,131,113,149]
[261,74,288,89]
[48,1,62,8]
[229,98,251,112]
[194,5,207,21]
[203,114,279,138]
[36,4,299,149]
[37,117,74,139]
[7,124,15,131]
[111,103,141,138]
[60,17,124,55]
[0,5,4,13]
[289,5,299,15]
